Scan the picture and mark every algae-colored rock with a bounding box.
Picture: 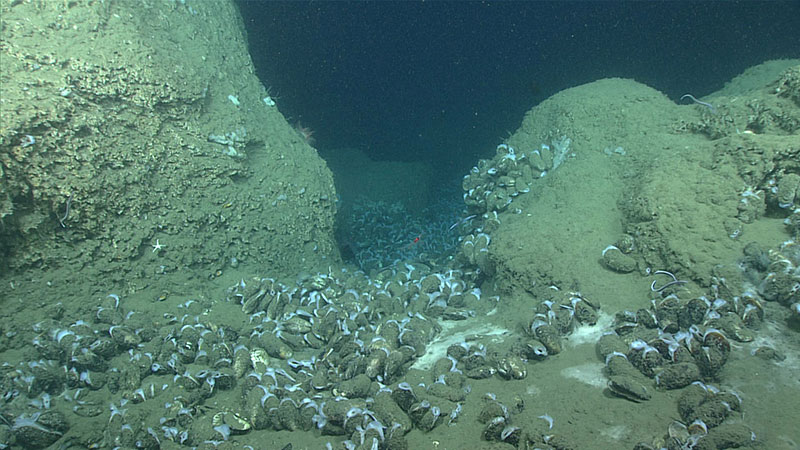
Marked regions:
[0,0,340,287]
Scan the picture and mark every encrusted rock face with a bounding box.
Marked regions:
[775,64,800,106]
[0,0,339,285]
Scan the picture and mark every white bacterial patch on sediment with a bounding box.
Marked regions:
[412,318,509,370]
[601,424,630,440]
[561,362,607,388]
[566,312,613,348]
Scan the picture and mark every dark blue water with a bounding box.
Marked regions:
[238,1,799,175]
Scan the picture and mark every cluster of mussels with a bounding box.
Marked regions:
[634,381,753,450]
[228,265,499,448]
[515,290,601,361]
[461,136,572,215]
[343,198,461,273]
[228,262,598,449]
[735,172,800,226]
[755,239,800,316]
[0,292,160,448]
[614,211,800,448]
[733,236,800,335]
[456,231,493,276]
[0,261,515,449]
[597,285,762,398]
[460,291,601,448]
[476,391,579,449]
[786,208,800,241]
[592,272,767,449]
